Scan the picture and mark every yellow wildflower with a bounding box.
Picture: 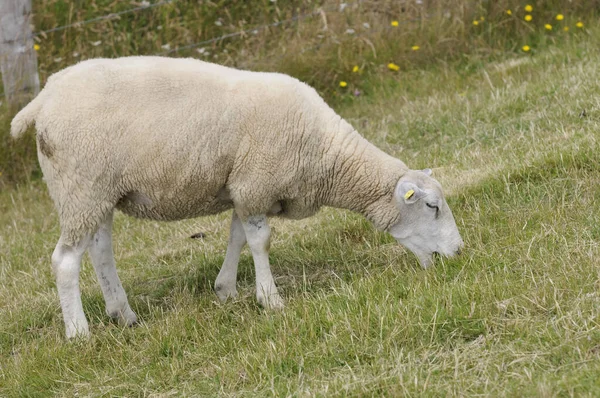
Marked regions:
[545,24,552,30]
[473,20,479,26]
[524,15,532,22]
[576,21,584,28]
[524,5,533,12]
[391,20,399,27]
[522,45,531,52]
[480,16,485,21]
[34,44,40,51]
[339,81,347,88]
[387,63,400,71]
[411,45,420,51]
[352,65,359,73]
[556,14,564,21]
[506,9,512,16]
[563,26,569,32]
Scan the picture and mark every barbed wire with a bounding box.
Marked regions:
[159,9,322,56]
[1,1,343,101]
[158,1,392,55]
[1,1,428,102]
[35,0,177,37]
[0,0,177,44]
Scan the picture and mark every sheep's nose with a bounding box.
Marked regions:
[455,248,462,256]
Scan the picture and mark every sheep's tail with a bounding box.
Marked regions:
[10,92,46,138]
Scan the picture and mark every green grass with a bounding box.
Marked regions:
[2,0,598,184]
[2,24,600,398]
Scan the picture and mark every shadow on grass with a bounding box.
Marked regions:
[7,146,600,346]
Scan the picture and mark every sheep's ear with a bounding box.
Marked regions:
[421,168,433,176]
[396,181,426,204]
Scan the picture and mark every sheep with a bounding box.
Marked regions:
[11,56,464,339]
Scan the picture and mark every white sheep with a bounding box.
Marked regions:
[11,56,464,339]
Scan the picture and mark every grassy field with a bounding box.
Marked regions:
[2,7,600,398]
[1,0,598,184]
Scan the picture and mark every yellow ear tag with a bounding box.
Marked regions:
[404,189,415,200]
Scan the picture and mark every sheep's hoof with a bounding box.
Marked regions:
[107,306,138,327]
[258,293,285,310]
[215,283,238,302]
[65,321,90,340]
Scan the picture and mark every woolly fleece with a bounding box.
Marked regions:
[12,56,408,245]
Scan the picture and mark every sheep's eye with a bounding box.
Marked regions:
[426,202,439,217]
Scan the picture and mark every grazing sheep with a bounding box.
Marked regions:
[11,56,464,338]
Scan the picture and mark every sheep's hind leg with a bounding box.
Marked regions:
[88,212,138,327]
[52,235,92,339]
[240,214,284,309]
[214,211,246,302]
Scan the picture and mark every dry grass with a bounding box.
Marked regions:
[2,1,600,396]
[2,25,600,395]
[1,0,599,183]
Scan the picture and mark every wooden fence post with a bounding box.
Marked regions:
[0,0,40,110]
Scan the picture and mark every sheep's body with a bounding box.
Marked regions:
[11,56,463,338]
[13,56,405,245]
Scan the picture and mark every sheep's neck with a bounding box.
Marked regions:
[320,132,406,231]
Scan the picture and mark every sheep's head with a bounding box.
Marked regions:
[388,169,463,268]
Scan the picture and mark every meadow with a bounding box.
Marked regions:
[1,1,600,396]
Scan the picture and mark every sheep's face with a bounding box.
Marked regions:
[388,169,463,268]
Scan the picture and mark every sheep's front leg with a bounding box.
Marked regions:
[88,213,137,326]
[52,235,92,339]
[240,214,284,309]
[214,211,246,301]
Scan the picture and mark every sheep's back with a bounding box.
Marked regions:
[34,56,339,221]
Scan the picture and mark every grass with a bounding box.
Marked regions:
[2,2,600,396]
[3,1,598,185]
[1,0,598,184]
[2,29,600,395]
